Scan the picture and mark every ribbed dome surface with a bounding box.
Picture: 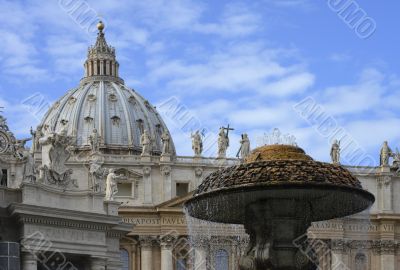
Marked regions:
[40,80,174,155]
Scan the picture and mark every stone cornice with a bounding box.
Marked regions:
[9,203,122,226]
[19,215,108,231]
[80,75,124,85]
[329,239,399,255]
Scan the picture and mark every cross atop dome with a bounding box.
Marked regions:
[82,21,122,84]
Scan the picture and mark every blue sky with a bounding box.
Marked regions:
[0,0,399,165]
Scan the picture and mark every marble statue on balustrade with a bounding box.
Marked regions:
[161,130,171,155]
[330,140,340,164]
[13,138,31,160]
[30,125,43,152]
[89,128,101,153]
[218,127,230,158]
[380,141,392,166]
[39,128,77,188]
[88,155,107,192]
[191,130,203,156]
[239,133,250,159]
[23,151,36,183]
[105,169,123,201]
[141,129,152,156]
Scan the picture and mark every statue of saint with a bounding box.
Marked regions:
[141,130,152,156]
[161,130,171,155]
[191,130,203,156]
[13,138,30,160]
[105,169,121,201]
[239,133,251,159]
[23,151,36,183]
[218,127,229,158]
[380,141,392,166]
[89,159,106,192]
[330,140,340,164]
[89,128,101,153]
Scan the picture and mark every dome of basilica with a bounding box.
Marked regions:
[39,22,174,155]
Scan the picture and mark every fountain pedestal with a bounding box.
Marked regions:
[239,199,316,270]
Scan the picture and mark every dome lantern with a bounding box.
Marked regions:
[82,21,122,84]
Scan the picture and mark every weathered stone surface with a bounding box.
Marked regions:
[196,145,361,195]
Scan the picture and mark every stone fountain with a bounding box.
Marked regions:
[185,144,375,270]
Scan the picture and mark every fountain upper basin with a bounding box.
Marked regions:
[185,145,375,224]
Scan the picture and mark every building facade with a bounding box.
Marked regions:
[0,22,399,270]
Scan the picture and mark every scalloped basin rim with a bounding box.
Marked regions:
[185,183,375,225]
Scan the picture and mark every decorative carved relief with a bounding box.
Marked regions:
[195,167,203,177]
[143,167,151,177]
[377,175,391,187]
[160,234,177,248]
[331,239,349,252]
[161,166,171,176]
[39,132,77,189]
[139,236,156,248]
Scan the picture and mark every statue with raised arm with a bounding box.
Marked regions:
[191,130,203,156]
[141,129,152,156]
[161,130,171,155]
[89,128,101,153]
[380,141,392,166]
[239,133,251,159]
[330,139,340,164]
[105,169,121,201]
[218,127,229,158]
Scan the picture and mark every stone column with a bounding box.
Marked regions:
[160,236,176,270]
[100,60,104,75]
[106,60,110,75]
[94,60,98,75]
[192,240,207,270]
[89,60,93,76]
[378,175,393,213]
[91,257,106,270]
[140,236,154,270]
[143,167,152,204]
[330,240,349,270]
[373,240,396,270]
[161,166,172,201]
[21,252,37,270]
[131,242,138,270]
[111,62,115,76]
